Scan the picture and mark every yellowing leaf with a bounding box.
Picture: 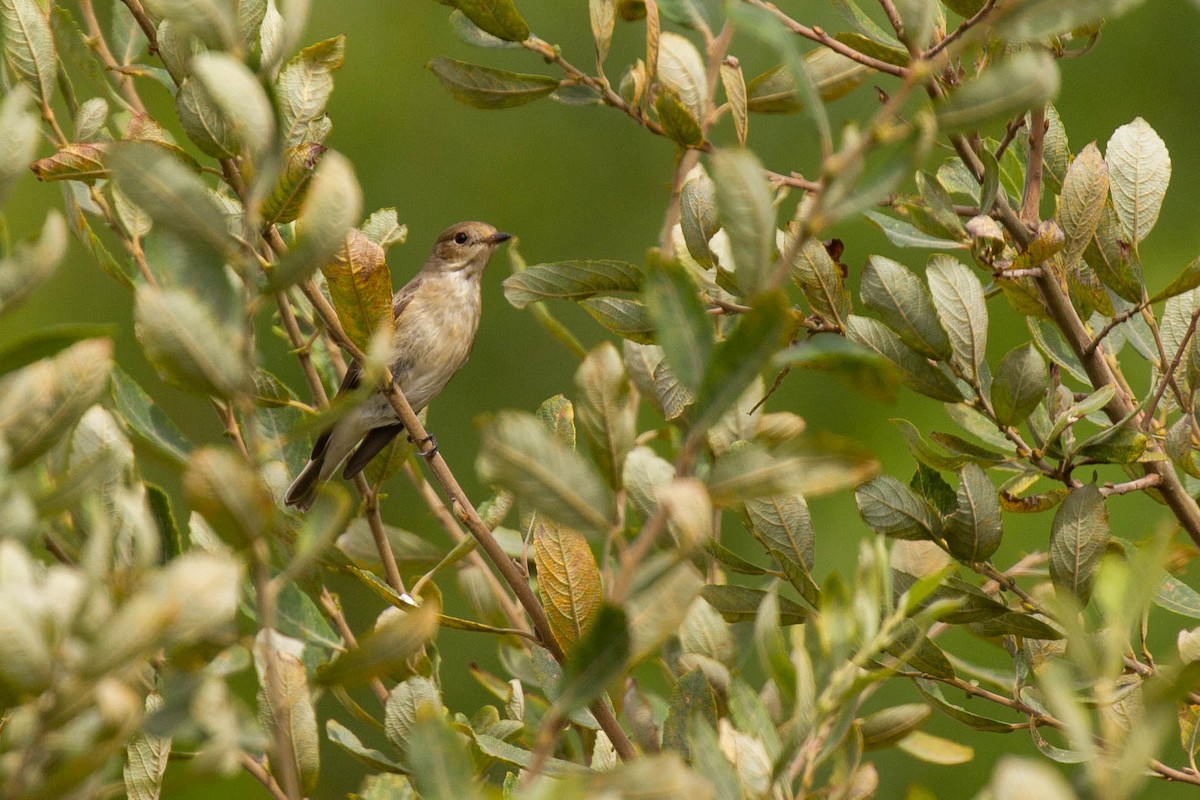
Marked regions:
[534,519,602,651]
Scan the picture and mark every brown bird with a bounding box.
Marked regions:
[285,221,511,510]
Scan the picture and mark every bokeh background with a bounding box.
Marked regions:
[6,1,1200,797]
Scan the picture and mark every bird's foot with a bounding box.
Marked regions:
[409,433,439,458]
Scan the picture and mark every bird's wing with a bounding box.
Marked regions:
[393,273,424,319]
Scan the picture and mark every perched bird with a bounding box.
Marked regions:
[285,221,511,510]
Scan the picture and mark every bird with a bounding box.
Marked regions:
[284,221,511,510]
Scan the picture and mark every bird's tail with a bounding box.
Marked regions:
[285,426,336,511]
[284,456,324,511]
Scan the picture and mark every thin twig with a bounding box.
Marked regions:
[746,0,908,77]
[1086,302,1147,356]
[78,0,147,115]
[926,0,999,57]
[1099,473,1163,497]
[239,753,291,800]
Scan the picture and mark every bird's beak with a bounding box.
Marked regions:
[486,231,513,245]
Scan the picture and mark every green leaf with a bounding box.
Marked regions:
[743,493,814,573]
[0,338,112,469]
[184,447,274,548]
[655,90,703,146]
[645,261,712,394]
[893,419,970,470]
[124,695,171,800]
[321,229,395,353]
[1049,484,1109,605]
[0,86,39,206]
[534,518,602,652]
[1085,204,1143,303]
[691,290,791,433]
[0,211,65,316]
[855,475,938,540]
[707,442,804,505]
[590,0,615,63]
[258,143,326,226]
[655,0,723,31]
[427,57,558,109]
[859,703,932,750]
[536,393,576,448]
[787,233,851,326]
[0,323,114,379]
[556,604,629,714]
[384,676,441,751]
[191,51,274,158]
[894,0,936,47]
[701,584,808,625]
[846,316,963,402]
[995,0,1147,41]
[775,335,901,403]
[256,651,320,793]
[898,730,974,765]
[1106,116,1171,246]
[326,719,404,773]
[135,286,251,398]
[936,51,1060,133]
[623,445,674,518]
[927,255,987,382]
[991,344,1048,427]
[823,119,935,227]
[445,0,529,41]
[864,209,966,251]
[969,611,1063,640]
[143,0,237,49]
[833,30,908,67]
[1151,255,1200,304]
[1057,142,1108,269]
[720,60,748,145]
[318,599,439,686]
[662,669,718,760]
[657,31,707,120]
[269,150,363,291]
[107,142,234,258]
[503,260,642,307]
[471,733,589,777]
[680,174,719,268]
[111,366,193,467]
[528,645,599,729]
[476,410,614,536]
[1154,574,1200,619]
[582,296,656,343]
[945,464,1002,562]
[711,148,776,296]
[0,0,56,102]
[276,35,345,147]
[861,255,952,361]
[575,342,636,487]
[627,563,704,663]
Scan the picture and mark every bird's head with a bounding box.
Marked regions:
[428,221,512,276]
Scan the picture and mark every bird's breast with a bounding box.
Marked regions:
[390,273,482,412]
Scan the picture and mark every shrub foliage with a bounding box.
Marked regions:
[1,0,1200,798]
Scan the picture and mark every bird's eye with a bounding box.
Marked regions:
[453,232,469,245]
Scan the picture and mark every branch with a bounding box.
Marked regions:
[1020,107,1046,225]
[239,753,291,800]
[745,0,908,77]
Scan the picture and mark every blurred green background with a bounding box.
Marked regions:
[6,1,1200,796]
